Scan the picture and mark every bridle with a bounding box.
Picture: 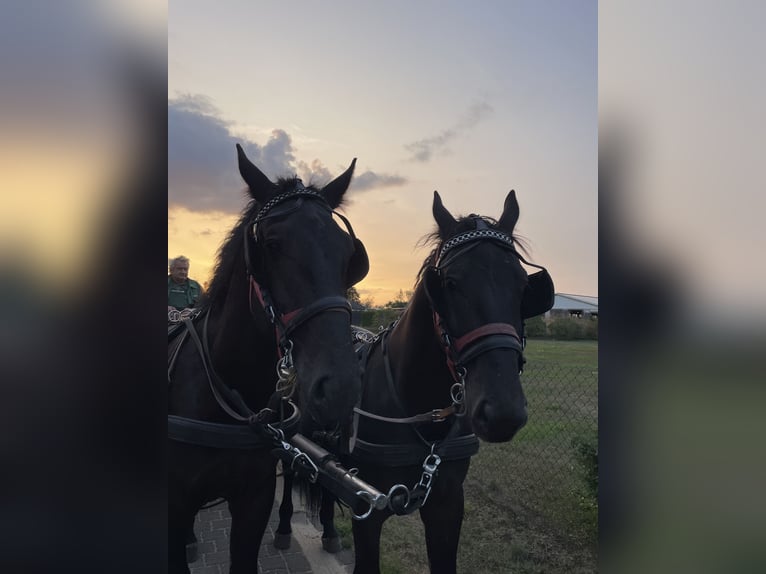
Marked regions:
[427,218,546,410]
[243,182,358,388]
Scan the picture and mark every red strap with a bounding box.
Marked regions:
[249,276,286,358]
[281,308,301,325]
[434,315,522,381]
[453,323,520,353]
[249,276,267,311]
[433,310,462,381]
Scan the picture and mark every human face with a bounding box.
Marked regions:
[170,261,189,284]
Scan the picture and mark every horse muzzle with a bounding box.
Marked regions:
[464,352,528,442]
[470,396,528,442]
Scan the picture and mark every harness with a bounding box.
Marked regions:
[166,184,361,483]
[346,219,551,515]
[350,327,478,462]
[344,325,478,515]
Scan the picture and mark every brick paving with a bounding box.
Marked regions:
[189,485,355,574]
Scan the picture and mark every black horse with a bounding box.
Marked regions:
[276,190,554,573]
[168,144,369,574]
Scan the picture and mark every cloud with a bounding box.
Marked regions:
[351,170,407,191]
[169,93,408,212]
[296,159,333,187]
[298,160,407,193]
[404,101,494,162]
[168,94,297,213]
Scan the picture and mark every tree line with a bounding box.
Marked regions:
[348,287,598,340]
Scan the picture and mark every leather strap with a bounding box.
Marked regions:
[167,402,300,449]
[182,315,253,422]
[353,405,454,425]
[168,328,190,384]
[350,433,480,467]
[453,323,520,354]
[282,296,351,337]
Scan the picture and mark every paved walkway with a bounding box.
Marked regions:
[189,480,355,574]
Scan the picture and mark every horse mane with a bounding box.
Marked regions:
[199,177,326,309]
[414,215,530,288]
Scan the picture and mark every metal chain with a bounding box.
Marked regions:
[168,307,201,324]
[274,340,297,397]
[384,448,442,515]
[351,326,377,345]
[254,187,325,223]
[264,423,320,483]
[450,366,467,412]
[437,228,515,263]
[416,451,442,506]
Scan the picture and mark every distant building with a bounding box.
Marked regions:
[546,293,598,319]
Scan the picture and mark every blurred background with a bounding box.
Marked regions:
[600,2,765,572]
[0,1,763,573]
[0,2,167,573]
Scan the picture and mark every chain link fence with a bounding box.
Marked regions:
[324,343,598,572]
[465,362,598,555]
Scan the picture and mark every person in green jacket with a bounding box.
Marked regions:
[168,255,203,311]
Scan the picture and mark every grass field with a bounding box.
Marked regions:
[331,339,598,573]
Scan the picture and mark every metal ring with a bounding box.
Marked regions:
[280,340,294,368]
[423,453,442,472]
[351,490,375,521]
[450,382,465,404]
[291,452,319,483]
[386,483,411,512]
[266,423,285,444]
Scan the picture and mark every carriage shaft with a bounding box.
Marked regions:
[289,434,387,511]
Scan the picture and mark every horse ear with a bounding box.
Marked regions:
[236,143,275,203]
[498,189,520,234]
[322,158,357,208]
[432,191,458,239]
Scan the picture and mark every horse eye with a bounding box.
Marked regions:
[444,277,458,291]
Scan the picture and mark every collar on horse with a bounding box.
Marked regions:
[343,327,478,516]
[348,326,480,467]
[167,310,302,448]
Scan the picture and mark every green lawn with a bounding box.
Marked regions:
[331,339,598,573]
[524,338,599,369]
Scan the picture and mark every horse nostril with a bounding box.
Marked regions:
[474,399,492,428]
[312,375,329,403]
[473,398,528,441]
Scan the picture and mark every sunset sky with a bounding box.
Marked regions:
[168,1,597,305]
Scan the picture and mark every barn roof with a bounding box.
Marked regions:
[551,293,599,312]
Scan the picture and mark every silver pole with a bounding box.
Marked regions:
[289,434,388,512]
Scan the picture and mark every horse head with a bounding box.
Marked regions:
[237,144,369,436]
[422,190,554,442]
